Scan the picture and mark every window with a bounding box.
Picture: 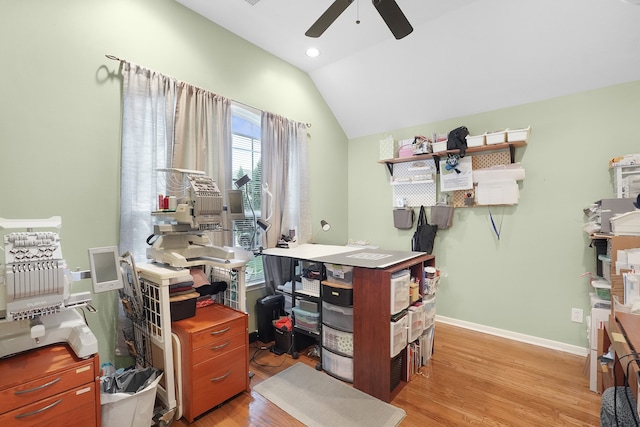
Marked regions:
[231,104,264,285]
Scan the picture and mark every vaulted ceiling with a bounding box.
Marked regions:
[175,0,640,139]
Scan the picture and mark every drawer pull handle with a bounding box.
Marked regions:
[210,326,231,335]
[15,399,63,418]
[210,341,230,350]
[211,370,232,382]
[14,377,62,395]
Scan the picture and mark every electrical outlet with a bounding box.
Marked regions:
[571,308,583,323]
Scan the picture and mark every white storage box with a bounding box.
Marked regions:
[472,163,525,184]
[322,347,353,382]
[322,324,354,357]
[611,211,640,236]
[408,304,426,343]
[432,141,447,152]
[322,302,353,332]
[391,315,408,357]
[390,270,411,315]
[485,130,507,145]
[507,126,530,143]
[475,179,519,205]
[301,277,320,295]
[379,135,396,160]
[465,134,485,147]
[324,263,354,286]
[423,294,436,327]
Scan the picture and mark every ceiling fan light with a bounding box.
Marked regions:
[305,48,320,57]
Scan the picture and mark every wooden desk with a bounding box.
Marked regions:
[0,344,101,426]
[607,312,640,399]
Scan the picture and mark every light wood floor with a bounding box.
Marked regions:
[173,322,602,426]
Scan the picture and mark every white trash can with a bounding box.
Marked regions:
[100,367,163,427]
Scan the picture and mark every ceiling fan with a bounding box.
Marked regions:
[305,0,413,40]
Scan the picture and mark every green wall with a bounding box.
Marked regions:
[2,0,635,363]
[0,0,347,365]
[348,81,640,349]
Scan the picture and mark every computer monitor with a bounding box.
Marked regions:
[88,246,124,293]
[226,189,246,221]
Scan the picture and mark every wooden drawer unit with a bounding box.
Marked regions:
[0,344,100,426]
[172,303,249,423]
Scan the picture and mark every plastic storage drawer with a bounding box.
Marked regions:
[324,264,354,286]
[292,307,320,333]
[322,347,353,383]
[423,294,436,327]
[322,282,353,306]
[408,304,426,343]
[322,324,354,357]
[322,302,354,332]
[390,315,408,357]
[390,270,410,315]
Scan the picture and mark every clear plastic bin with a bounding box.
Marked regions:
[322,324,354,357]
[324,264,354,286]
[292,306,320,333]
[322,302,354,332]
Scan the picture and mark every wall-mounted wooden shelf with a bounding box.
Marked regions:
[378,141,527,175]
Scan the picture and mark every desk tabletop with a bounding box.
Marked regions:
[262,243,429,269]
[261,243,361,260]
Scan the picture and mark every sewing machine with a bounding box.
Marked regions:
[147,169,235,267]
[0,217,98,359]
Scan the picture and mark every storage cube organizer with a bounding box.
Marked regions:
[292,307,320,332]
[322,347,353,382]
[324,264,354,286]
[322,302,353,332]
[322,324,354,357]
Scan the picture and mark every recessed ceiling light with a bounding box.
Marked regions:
[305,48,320,58]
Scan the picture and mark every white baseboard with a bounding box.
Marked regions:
[436,315,588,357]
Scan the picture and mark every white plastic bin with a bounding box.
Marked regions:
[408,304,426,343]
[324,264,354,286]
[322,347,353,382]
[101,370,163,427]
[322,302,354,332]
[391,315,408,357]
[322,324,354,357]
[390,270,410,315]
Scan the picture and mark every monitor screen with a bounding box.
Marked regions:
[226,189,246,220]
[88,246,124,293]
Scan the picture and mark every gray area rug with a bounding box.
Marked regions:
[253,363,406,427]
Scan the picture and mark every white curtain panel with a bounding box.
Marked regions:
[173,83,231,189]
[261,113,310,248]
[120,62,177,262]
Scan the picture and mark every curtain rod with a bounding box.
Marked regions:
[105,54,311,128]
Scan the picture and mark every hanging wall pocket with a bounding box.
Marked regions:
[393,208,415,230]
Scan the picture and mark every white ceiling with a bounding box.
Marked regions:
[175,0,640,139]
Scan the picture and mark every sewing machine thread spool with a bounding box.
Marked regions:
[168,196,177,210]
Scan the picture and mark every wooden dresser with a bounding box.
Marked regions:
[0,344,100,426]
[172,303,249,423]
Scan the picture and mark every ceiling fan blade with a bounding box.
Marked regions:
[373,0,413,40]
[305,0,354,38]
